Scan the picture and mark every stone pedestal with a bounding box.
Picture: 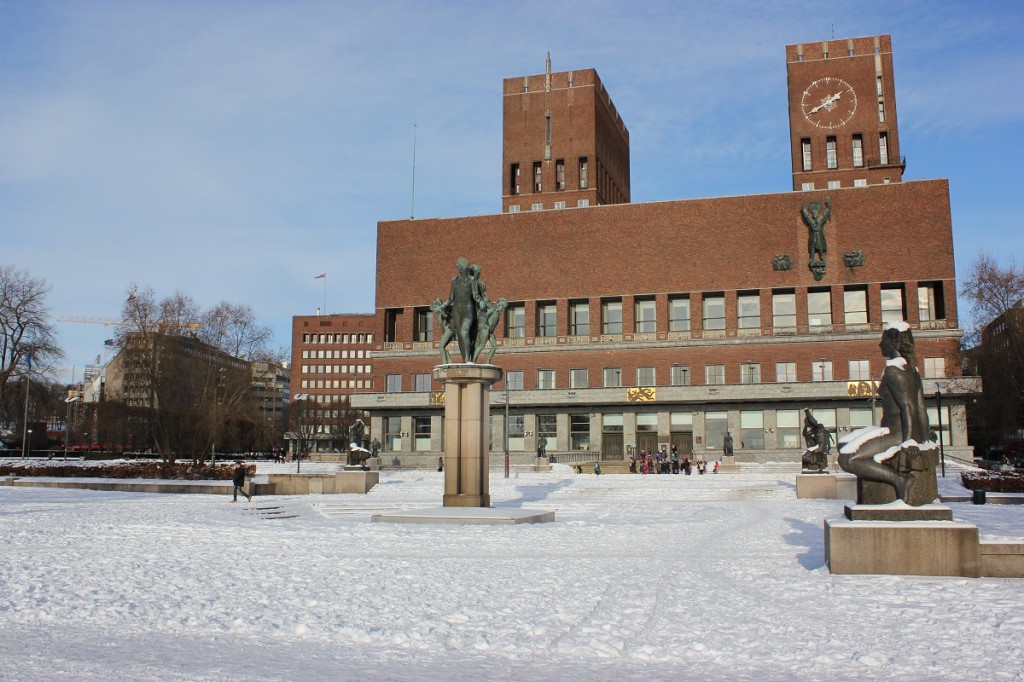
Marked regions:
[433,363,502,508]
[825,518,981,576]
[718,455,739,472]
[796,473,856,500]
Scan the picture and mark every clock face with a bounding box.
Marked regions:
[801,77,857,129]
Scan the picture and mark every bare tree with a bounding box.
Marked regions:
[961,253,1024,444]
[199,302,274,361]
[0,265,64,428]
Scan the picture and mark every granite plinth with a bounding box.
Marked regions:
[372,506,555,526]
[796,473,856,500]
[844,503,953,521]
[825,518,980,576]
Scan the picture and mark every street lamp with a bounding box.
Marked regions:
[504,382,510,479]
[935,382,947,478]
[64,397,81,460]
[293,393,310,473]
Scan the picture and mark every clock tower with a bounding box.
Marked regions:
[786,34,905,191]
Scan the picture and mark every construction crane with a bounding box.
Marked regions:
[59,316,200,330]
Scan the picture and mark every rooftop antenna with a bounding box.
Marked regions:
[411,122,417,219]
[545,51,551,92]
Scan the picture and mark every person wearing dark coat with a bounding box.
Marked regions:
[232,462,252,502]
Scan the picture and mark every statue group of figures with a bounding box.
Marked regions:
[433,257,507,364]
[347,418,373,467]
[800,409,832,473]
[837,323,938,505]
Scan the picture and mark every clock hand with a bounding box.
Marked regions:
[807,92,842,115]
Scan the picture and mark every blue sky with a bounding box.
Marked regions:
[2,0,1022,381]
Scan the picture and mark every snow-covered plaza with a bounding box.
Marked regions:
[2,464,1022,681]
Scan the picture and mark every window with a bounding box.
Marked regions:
[579,157,588,189]
[807,290,832,327]
[849,360,871,381]
[413,417,431,452]
[844,288,868,325]
[776,362,797,383]
[702,294,725,330]
[603,413,623,434]
[881,286,905,323]
[577,199,589,208]
[414,373,432,391]
[801,182,815,191]
[671,365,691,386]
[924,357,946,379]
[740,363,761,384]
[570,301,590,336]
[801,139,812,171]
[737,293,760,329]
[538,414,557,444]
[637,367,656,386]
[531,203,543,211]
[918,283,945,322]
[704,411,728,451]
[570,368,588,388]
[854,179,867,187]
[538,369,556,389]
[741,411,764,449]
[879,132,889,165]
[828,180,840,189]
[384,309,400,342]
[850,407,874,430]
[506,304,526,337]
[533,161,542,192]
[705,364,725,385]
[385,374,402,392]
[554,201,565,209]
[826,136,837,169]
[537,303,557,337]
[508,205,520,213]
[635,298,656,333]
[570,414,590,450]
[414,308,433,342]
[777,410,802,448]
[636,412,658,434]
[876,75,883,97]
[671,412,693,433]
[852,134,864,167]
[927,405,952,447]
[555,159,566,190]
[669,296,691,332]
[384,416,402,451]
[604,367,622,387]
[502,370,524,391]
[508,414,525,451]
[878,101,886,123]
[812,360,833,382]
[602,300,622,334]
[510,163,520,195]
[773,291,796,328]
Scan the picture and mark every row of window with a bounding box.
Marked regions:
[510,157,588,196]
[298,379,372,390]
[301,349,367,359]
[299,364,372,375]
[300,333,373,344]
[508,198,591,213]
[407,283,944,343]
[801,178,881,191]
[378,404,953,453]
[800,132,889,172]
[383,357,947,393]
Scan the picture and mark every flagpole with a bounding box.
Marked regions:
[21,349,31,459]
[322,275,327,314]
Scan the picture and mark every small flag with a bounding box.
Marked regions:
[314,273,326,279]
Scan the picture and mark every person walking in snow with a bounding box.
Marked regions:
[232,461,252,503]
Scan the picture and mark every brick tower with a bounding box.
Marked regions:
[786,34,905,191]
[502,54,630,213]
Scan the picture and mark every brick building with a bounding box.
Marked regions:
[288,313,376,454]
[352,35,978,467]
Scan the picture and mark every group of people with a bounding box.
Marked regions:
[628,447,718,476]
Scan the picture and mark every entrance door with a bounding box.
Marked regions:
[602,433,624,460]
[636,433,659,454]
[671,432,693,456]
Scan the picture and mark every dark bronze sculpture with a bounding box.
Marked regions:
[802,196,832,281]
[536,435,547,458]
[723,432,734,456]
[436,257,505,364]
[838,323,938,505]
[800,408,831,473]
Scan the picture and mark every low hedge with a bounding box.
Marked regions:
[960,470,1024,493]
[0,461,254,481]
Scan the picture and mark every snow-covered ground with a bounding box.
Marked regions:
[2,464,1022,681]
